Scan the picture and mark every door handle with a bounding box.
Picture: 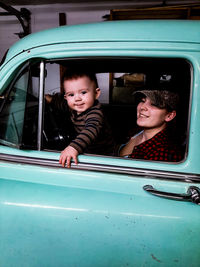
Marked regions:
[143,185,200,205]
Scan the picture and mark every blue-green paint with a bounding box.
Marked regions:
[0,20,200,266]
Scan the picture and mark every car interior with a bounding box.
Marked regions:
[0,57,191,161]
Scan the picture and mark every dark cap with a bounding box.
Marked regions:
[133,90,179,111]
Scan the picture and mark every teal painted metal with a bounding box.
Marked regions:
[2,20,200,93]
[0,20,200,266]
[4,20,200,63]
[0,159,200,266]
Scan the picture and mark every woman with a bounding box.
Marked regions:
[119,90,183,162]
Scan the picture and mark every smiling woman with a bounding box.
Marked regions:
[119,90,182,161]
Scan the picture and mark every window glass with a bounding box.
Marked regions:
[0,68,29,147]
[0,62,39,148]
[22,64,40,149]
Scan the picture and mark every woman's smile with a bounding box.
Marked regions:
[136,97,170,130]
[138,113,148,118]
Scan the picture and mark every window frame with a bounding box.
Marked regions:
[0,56,192,166]
[41,56,192,163]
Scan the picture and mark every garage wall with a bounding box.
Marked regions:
[0,3,112,102]
[0,3,109,62]
[1,1,200,61]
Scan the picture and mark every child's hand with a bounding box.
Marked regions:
[59,145,78,168]
[45,94,53,103]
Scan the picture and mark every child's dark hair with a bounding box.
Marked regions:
[62,69,98,88]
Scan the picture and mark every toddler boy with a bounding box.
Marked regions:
[54,70,115,167]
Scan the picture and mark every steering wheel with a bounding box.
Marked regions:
[43,102,75,151]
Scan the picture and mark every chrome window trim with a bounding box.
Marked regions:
[0,153,199,183]
[37,61,45,151]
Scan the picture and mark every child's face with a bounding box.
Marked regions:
[64,76,100,114]
[137,97,176,130]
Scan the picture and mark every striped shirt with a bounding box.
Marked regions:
[51,94,115,155]
[69,100,115,155]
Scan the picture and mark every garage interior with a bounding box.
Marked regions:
[1,0,200,62]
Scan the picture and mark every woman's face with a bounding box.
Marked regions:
[137,97,172,130]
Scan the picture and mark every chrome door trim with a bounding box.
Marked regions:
[0,153,200,183]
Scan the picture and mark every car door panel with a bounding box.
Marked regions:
[0,158,199,267]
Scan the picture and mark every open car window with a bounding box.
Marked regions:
[0,57,191,162]
[43,57,191,161]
